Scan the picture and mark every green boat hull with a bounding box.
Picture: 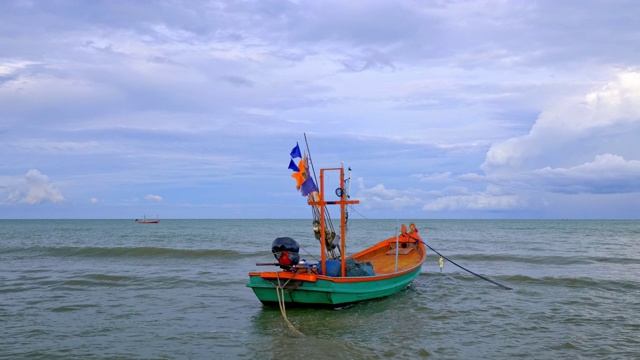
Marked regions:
[247,267,423,308]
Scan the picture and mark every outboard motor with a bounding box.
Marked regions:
[271,237,300,269]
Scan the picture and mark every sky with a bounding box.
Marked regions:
[2,0,640,219]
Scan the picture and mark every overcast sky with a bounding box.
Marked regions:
[2,0,640,219]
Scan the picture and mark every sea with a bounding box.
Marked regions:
[1,219,638,360]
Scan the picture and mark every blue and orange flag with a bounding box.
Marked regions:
[290,143,302,159]
[301,177,318,196]
[287,143,318,196]
[291,156,309,189]
[288,159,300,172]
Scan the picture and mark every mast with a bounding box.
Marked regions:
[296,135,357,275]
[339,165,347,277]
[310,166,359,277]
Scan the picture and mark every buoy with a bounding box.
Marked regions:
[438,256,444,272]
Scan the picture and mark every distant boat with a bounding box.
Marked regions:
[247,138,426,308]
[135,215,160,224]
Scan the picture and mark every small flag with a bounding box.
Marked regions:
[301,177,318,196]
[291,157,307,189]
[292,172,305,189]
[290,143,302,159]
[288,159,300,172]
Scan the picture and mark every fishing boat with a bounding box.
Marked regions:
[135,215,160,224]
[247,140,427,308]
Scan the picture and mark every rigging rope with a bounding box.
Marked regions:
[304,133,339,260]
[298,244,319,263]
[348,205,368,220]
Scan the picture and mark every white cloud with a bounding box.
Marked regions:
[356,178,426,212]
[415,172,452,183]
[529,154,640,194]
[405,72,640,214]
[483,71,640,171]
[144,194,163,202]
[0,169,64,205]
[479,71,640,198]
[423,194,525,212]
[0,60,39,76]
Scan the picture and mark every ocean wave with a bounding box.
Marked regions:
[419,272,640,292]
[1,272,252,295]
[499,274,640,291]
[4,246,268,260]
[438,253,640,265]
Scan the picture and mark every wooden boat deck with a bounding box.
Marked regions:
[354,242,424,275]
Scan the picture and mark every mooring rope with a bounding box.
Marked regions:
[274,272,304,336]
[407,234,513,290]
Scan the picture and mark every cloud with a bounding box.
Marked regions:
[405,71,640,214]
[415,172,453,183]
[1,2,639,219]
[529,154,640,194]
[219,75,254,88]
[423,193,525,212]
[483,71,640,171]
[144,194,163,202]
[479,71,640,200]
[0,169,64,205]
[356,179,424,211]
